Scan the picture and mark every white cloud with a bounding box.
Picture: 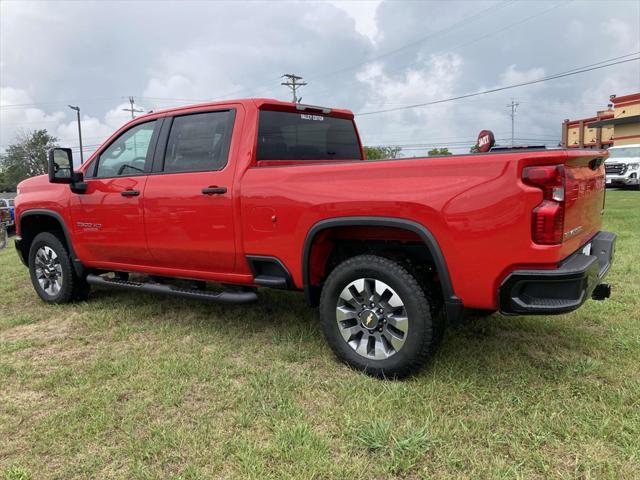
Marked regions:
[1,87,67,149]
[1,87,136,164]
[498,65,546,87]
[327,0,382,42]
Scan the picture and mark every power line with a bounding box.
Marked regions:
[147,1,516,103]
[0,115,132,127]
[305,0,571,99]
[308,0,514,84]
[356,55,640,116]
[0,96,126,110]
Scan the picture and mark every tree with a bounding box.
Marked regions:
[0,168,11,192]
[427,147,452,156]
[469,144,481,153]
[363,145,402,160]
[0,130,58,191]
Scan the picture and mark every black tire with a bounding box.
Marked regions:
[319,255,443,378]
[72,278,91,301]
[28,232,89,304]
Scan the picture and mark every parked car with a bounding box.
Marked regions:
[13,98,615,377]
[0,199,14,227]
[8,199,15,223]
[0,204,10,249]
[605,144,640,189]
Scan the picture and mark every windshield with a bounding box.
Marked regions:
[608,146,640,159]
[256,110,362,161]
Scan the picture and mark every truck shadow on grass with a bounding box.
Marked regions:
[85,285,608,386]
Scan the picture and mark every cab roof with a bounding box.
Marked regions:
[133,98,354,123]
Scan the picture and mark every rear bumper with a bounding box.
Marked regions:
[499,231,616,315]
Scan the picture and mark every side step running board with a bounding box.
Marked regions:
[86,274,258,304]
[253,275,288,288]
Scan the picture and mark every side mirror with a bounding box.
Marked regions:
[47,148,87,193]
[48,148,74,184]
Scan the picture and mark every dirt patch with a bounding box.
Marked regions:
[15,343,98,375]
[0,314,79,343]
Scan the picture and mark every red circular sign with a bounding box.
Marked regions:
[477,130,495,152]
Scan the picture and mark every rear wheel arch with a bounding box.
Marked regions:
[302,216,462,321]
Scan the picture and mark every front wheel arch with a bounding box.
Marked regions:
[19,209,84,276]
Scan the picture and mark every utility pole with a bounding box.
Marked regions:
[506,98,520,147]
[281,74,307,103]
[122,96,144,119]
[67,105,84,164]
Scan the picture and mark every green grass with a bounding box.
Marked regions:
[1,190,639,479]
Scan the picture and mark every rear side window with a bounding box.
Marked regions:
[163,110,235,173]
[256,110,362,161]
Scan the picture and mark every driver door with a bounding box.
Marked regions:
[69,119,161,266]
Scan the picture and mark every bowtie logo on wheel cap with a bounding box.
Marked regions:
[360,309,381,330]
[365,312,374,326]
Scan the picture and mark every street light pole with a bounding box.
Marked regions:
[68,105,84,164]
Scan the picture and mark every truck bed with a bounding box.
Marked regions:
[242,149,606,309]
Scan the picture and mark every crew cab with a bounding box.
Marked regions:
[13,99,616,377]
[605,144,640,189]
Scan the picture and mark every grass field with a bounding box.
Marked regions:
[0,190,638,479]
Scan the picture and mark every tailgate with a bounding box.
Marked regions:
[562,153,606,254]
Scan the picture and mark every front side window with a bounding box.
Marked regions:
[256,110,362,161]
[163,110,235,173]
[95,121,157,178]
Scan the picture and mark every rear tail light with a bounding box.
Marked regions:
[522,165,565,245]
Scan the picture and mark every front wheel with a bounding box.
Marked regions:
[319,255,443,378]
[28,232,89,304]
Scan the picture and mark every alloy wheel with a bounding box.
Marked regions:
[335,278,409,359]
[34,246,63,296]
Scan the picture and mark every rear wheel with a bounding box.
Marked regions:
[28,232,90,304]
[319,255,443,378]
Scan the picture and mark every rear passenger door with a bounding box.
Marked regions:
[143,109,238,273]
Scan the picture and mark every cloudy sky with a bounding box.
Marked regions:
[1,0,639,158]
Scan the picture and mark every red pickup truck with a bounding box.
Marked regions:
[14,98,615,377]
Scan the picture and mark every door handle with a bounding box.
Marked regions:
[202,186,227,195]
[121,190,140,197]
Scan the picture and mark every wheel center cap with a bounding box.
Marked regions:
[360,309,381,330]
